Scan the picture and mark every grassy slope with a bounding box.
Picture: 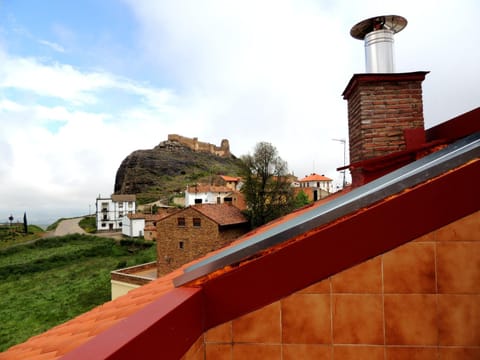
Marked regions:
[0,234,156,352]
[0,225,45,250]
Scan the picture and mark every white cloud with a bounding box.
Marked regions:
[38,39,65,53]
[0,57,112,104]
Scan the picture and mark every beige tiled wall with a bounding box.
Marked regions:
[191,210,480,359]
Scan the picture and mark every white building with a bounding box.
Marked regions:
[122,213,145,238]
[96,194,136,232]
[298,173,334,201]
[185,184,233,206]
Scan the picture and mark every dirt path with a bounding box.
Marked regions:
[54,218,86,236]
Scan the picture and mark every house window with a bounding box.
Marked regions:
[193,218,201,227]
[179,241,184,249]
[119,211,123,217]
[101,223,106,227]
[128,201,133,207]
[119,203,124,208]
[194,199,202,204]
[101,202,108,212]
[177,217,186,226]
[119,222,122,227]
[217,197,221,204]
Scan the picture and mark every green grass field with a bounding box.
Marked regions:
[0,224,46,250]
[0,234,156,352]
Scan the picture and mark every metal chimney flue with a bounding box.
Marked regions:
[351,15,407,73]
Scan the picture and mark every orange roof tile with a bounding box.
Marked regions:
[220,175,240,182]
[191,203,247,226]
[299,173,332,182]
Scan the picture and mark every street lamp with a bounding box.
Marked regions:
[332,138,347,188]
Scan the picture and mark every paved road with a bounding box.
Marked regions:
[54,217,86,236]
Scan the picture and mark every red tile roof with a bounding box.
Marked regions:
[191,203,247,226]
[220,175,240,182]
[299,173,332,182]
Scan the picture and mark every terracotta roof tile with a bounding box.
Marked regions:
[191,203,247,226]
[299,173,332,182]
[220,175,240,182]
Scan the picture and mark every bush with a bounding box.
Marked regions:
[79,216,96,233]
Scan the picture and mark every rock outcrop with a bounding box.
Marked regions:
[114,138,242,204]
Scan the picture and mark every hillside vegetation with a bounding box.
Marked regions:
[0,234,156,351]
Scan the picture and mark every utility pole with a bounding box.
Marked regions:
[332,138,347,188]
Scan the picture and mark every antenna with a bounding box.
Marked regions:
[332,138,347,188]
[350,15,407,73]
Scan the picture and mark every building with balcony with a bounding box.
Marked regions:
[95,194,136,232]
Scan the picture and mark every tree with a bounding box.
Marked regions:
[294,190,311,208]
[240,142,295,228]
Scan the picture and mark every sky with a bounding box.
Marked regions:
[0,0,479,225]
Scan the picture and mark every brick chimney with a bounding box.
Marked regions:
[342,72,428,164]
[342,16,429,187]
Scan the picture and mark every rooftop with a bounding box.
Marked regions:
[299,173,333,182]
[2,108,479,360]
[189,203,247,226]
[111,194,136,202]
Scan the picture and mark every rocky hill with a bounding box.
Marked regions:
[114,138,243,204]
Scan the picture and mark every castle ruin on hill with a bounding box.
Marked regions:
[167,134,231,157]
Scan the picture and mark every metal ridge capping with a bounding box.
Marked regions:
[174,133,480,287]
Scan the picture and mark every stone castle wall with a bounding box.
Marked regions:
[168,134,230,157]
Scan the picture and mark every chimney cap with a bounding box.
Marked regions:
[350,15,407,40]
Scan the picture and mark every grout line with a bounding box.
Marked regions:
[330,277,334,360]
[381,254,386,360]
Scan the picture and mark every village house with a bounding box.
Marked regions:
[219,175,242,191]
[95,194,136,232]
[156,203,249,275]
[3,15,480,360]
[297,173,333,201]
[184,184,246,210]
[121,212,170,239]
[122,213,145,238]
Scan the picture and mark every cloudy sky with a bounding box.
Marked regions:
[1,0,478,225]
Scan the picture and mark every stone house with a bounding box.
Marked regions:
[156,203,249,275]
[219,175,242,191]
